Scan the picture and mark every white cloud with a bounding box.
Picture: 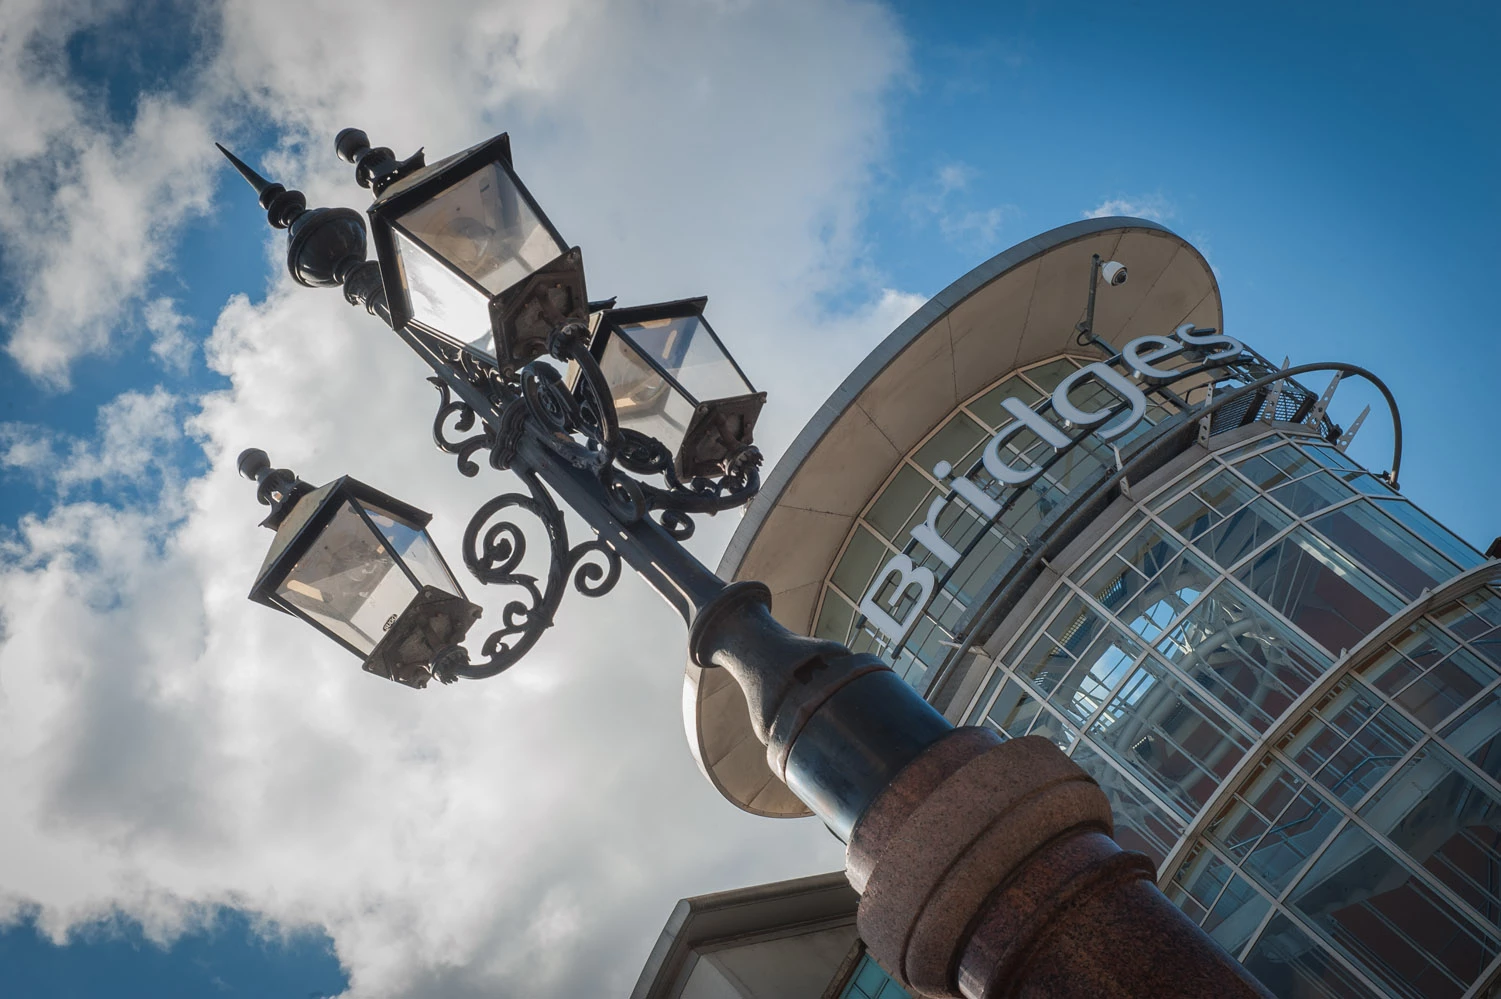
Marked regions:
[144,298,195,374]
[0,0,222,386]
[0,386,183,497]
[1084,193,1175,222]
[0,1,914,996]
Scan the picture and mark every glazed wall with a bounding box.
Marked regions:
[959,426,1500,998]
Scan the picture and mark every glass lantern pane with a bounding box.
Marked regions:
[274,500,419,657]
[598,333,697,456]
[396,163,565,297]
[616,314,752,404]
[392,228,494,358]
[357,501,462,596]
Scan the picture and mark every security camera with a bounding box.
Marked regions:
[1100,260,1128,286]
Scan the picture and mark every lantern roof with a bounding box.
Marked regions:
[369,134,515,214]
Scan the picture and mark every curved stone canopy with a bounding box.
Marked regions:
[690,217,1223,818]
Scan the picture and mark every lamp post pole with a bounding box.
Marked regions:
[221,130,1272,999]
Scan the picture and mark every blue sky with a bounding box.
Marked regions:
[0,1,1496,996]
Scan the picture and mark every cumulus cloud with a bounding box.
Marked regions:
[0,0,222,385]
[0,386,183,497]
[144,298,195,374]
[1084,193,1176,222]
[0,1,914,996]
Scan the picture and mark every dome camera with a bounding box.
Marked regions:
[1100,260,1128,286]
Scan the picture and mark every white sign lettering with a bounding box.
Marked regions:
[857,323,1239,645]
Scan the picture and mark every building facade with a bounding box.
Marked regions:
[677,218,1501,998]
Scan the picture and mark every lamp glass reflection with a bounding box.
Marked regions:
[397,163,564,295]
[391,228,493,357]
[357,500,461,595]
[274,500,419,657]
[623,314,752,402]
[598,331,693,457]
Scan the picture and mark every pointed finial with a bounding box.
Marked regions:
[214,142,306,229]
[216,143,277,199]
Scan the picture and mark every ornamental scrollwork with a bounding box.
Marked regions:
[432,468,622,682]
[421,317,760,679]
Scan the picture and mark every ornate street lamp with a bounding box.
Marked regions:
[341,129,587,374]
[219,129,1274,999]
[586,298,765,479]
[238,447,479,688]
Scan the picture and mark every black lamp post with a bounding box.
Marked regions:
[219,129,1273,999]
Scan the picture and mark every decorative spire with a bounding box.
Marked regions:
[214,143,307,229]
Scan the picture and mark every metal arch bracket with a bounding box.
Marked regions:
[1307,370,1343,426]
[1260,356,1289,423]
[1336,405,1370,452]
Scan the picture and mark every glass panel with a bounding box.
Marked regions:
[1272,470,1355,518]
[1108,520,1185,582]
[1437,589,1501,644]
[967,375,1042,431]
[1312,499,1461,601]
[1360,625,1495,729]
[1168,843,1233,918]
[358,501,461,596]
[841,953,912,999]
[1442,692,1501,783]
[1202,871,1272,956]
[275,500,418,656]
[831,526,891,601]
[1200,497,1292,570]
[866,465,934,542]
[1236,527,1403,657]
[1288,823,1500,999]
[1086,656,1250,819]
[597,331,697,456]
[1243,914,1376,999]
[1306,703,1418,806]
[1237,443,1320,491]
[615,313,751,404]
[396,161,564,295]
[985,679,1045,737]
[1244,786,1342,893]
[1373,497,1484,571]
[1021,357,1080,394]
[1156,580,1325,732]
[915,412,988,475]
[392,228,494,356]
[1362,743,1501,925]
[814,591,855,642]
[1070,742,1183,863]
[1041,603,1143,726]
[1301,443,1361,471]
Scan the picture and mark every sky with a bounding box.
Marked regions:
[0,1,1496,996]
